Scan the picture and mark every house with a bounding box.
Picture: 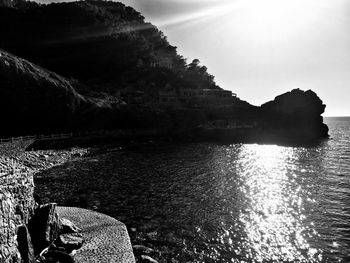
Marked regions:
[202,89,234,100]
[158,89,178,105]
[158,87,237,106]
[116,88,146,104]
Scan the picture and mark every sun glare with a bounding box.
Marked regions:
[155,0,324,44]
[224,0,325,45]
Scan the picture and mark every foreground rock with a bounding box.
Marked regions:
[140,255,159,263]
[56,206,135,263]
[17,225,35,263]
[133,245,155,255]
[57,233,84,252]
[23,203,84,262]
[28,203,62,254]
[60,218,82,234]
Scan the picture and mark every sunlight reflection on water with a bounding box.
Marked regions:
[220,144,322,262]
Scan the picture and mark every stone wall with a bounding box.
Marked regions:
[0,172,35,263]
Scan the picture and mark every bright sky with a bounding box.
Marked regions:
[40,0,350,116]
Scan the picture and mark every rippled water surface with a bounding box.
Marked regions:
[36,117,350,262]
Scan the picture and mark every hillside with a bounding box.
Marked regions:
[0,49,117,137]
[0,0,253,137]
[0,0,221,100]
[0,47,217,137]
[0,1,328,141]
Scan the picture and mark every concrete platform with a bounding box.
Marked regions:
[57,206,135,263]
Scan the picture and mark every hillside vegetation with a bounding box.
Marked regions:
[0,49,120,136]
[0,1,328,141]
[0,0,221,98]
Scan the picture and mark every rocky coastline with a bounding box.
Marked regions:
[0,2,329,142]
[0,120,331,262]
[0,140,89,263]
[0,1,330,262]
[1,140,158,262]
[0,142,90,175]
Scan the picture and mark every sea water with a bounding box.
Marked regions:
[36,117,350,262]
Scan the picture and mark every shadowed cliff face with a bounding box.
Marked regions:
[0,49,208,137]
[0,49,116,137]
[260,89,329,139]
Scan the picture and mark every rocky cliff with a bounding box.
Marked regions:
[259,89,329,141]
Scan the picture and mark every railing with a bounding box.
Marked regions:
[0,132,83,175]
[0,128,168,146]
[0,132,74,144]
[0,135,36,143]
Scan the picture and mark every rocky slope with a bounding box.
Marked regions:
[0,49,117,137]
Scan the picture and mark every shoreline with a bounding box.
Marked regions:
[25,125,329,153]
[0,140,91,175]
[0,135,331,263]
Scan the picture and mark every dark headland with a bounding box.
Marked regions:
[0,0,329,144]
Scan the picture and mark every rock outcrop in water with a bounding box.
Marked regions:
[196,89,329,143]
[260,89,329,141]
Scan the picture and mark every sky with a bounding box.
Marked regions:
[39,0,350,116]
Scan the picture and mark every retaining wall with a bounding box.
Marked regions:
[0,172,35,263]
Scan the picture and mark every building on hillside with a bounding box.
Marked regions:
[202,89,235,101]
[158,87,237,106]
[178,89,204,103]
[116,88,146,104]
[158,89,179,105]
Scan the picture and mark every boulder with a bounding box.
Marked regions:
[57,233,84,252]
[133,244,155,255]
[42,250,75,263]
[17,224,35,263]
[260,89,329,141]
[140,255,159,263]
[28,203,62,255]
[60,218,81,234]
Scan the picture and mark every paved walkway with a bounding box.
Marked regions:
[57,206,135,263]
